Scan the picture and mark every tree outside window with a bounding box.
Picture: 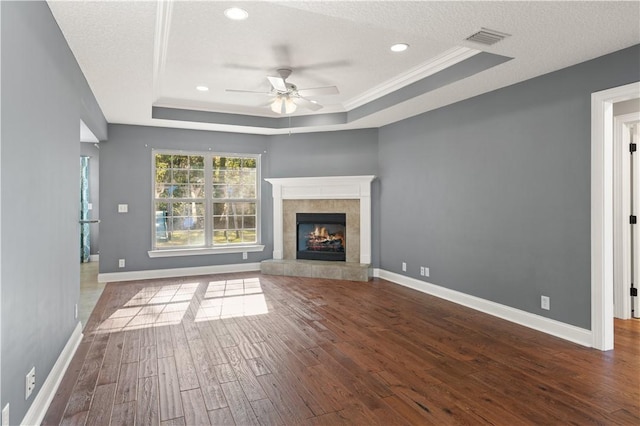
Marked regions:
[153,151,259,250]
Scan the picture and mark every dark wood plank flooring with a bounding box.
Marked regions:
[43,273,640,425]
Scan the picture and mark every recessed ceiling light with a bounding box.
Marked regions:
[196,85,209,92]
[390,43,409,52]
[224,7,248,21]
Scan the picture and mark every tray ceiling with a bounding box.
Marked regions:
[47,1,640,135]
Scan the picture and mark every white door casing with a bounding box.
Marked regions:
[591,82,640,351]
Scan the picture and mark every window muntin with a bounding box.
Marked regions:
[153,151,259,250]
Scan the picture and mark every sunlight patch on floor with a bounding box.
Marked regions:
[195,277,268,321]
[93,278,269,333]
[95,282,199,333]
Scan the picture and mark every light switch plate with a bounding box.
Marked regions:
[118,204,128,213]
[541,295,550,310]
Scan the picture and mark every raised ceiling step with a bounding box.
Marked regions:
[260,259,371,282]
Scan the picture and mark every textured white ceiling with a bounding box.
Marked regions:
[47,1,640,135]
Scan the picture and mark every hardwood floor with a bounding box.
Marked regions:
[79,261,105,329]
[43,273,639,425]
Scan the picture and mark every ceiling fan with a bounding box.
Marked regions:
[226,68,339,114]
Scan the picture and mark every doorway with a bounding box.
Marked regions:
[80,120,104,329]
[591,82,640,351]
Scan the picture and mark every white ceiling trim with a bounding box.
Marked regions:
[80,120,99,143]
[152,0,173,103]
[343,46,480,111]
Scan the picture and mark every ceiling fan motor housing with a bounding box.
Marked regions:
[277,68,293,80]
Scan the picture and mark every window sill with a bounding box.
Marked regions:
[148,244,265,258]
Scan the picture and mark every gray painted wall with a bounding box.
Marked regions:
[100,126,380,273]
[378,44,640,329]
[100,125,270,273]
[80,142,100,256]
[1,5,635,421]
[268,129,379,179]
[1,2,106,423]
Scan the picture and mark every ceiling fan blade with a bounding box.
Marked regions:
[267,76,287,92]
[225,89,273,95]
[295,96,323,112]
[297,86,339,97]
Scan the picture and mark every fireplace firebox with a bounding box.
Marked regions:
[296,213,346,261]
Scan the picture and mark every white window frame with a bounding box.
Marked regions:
[148,149,264,258]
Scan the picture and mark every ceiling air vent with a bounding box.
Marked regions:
[466,28,510,46]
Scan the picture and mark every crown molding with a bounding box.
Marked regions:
[343,46,480,110]
[152,0,174,102]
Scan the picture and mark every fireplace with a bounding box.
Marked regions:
[296,213,346,261]
[262,176,374,281]
[265,175,375,265]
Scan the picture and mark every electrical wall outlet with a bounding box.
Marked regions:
[242,252,248,260]
[2,403,9,426]
[75,303,78,319]
[541,295,550,310]
[117,204,128,213]
[118,259,125,268]
[26,367,35,399]
[420,266,425,276]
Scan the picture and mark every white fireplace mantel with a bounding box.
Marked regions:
[265,175,375,264]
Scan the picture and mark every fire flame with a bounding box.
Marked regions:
[308,226,344,246]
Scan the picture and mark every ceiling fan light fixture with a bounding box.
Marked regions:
[270,97,283,114]
[285,97,297,114]
[224,7,248,20]
[390,43,409,52]
[271,96,296,114]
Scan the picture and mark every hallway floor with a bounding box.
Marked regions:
[80,261,104,329]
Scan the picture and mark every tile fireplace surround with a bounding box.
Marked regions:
[262,175,375,282]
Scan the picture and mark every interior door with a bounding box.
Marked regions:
[632,122,640,318]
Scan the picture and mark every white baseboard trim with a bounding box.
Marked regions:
[21,322,83,426]
[98,262,262,283]
[89,254,99,262]
[374,269,592,347]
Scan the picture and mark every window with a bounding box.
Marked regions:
[153,151,260,251]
